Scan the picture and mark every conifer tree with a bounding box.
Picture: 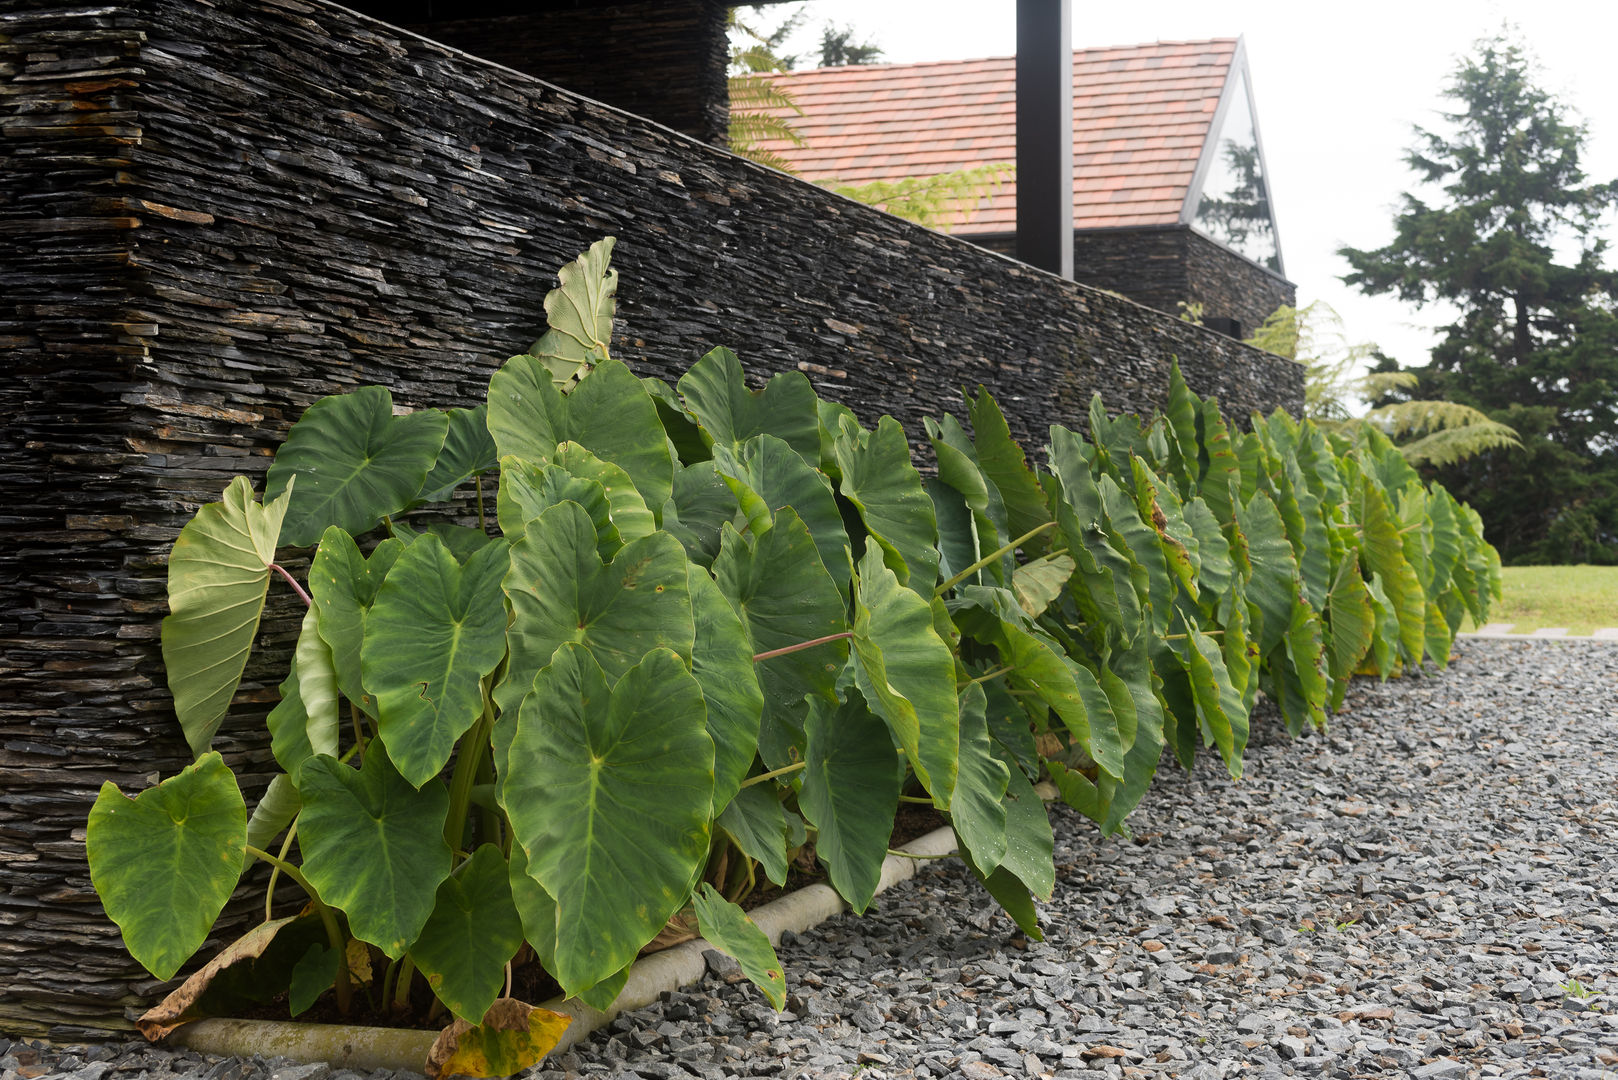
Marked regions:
[1340,32,1618,563]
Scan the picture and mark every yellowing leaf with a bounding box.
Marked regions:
[426,998,571,1079]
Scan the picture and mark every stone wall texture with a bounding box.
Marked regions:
[976,225,1295,340]
[0,0,1303,1038]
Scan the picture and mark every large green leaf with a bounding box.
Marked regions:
[267,607,339,778]
[1236,491,1299,656]
[501,645,713,996]
[550,443,658,543]
[498,500,693,718]
[297,748,453,958]
[835,416,940,594]
[693,883,786,1010]
[86,753,246,980]
[711,511,847,770]
[851,547,959,808]
[968,388,1053,554]
[947,585,1123,778]
[265,387,448,547]
[957,834,1041,941]
[799,688,901,912]
[950,684,1009,872]
[525,236,618,387]
[417,405,499,505]
[1279,596,1329,734]
[995,756,1055,900]
[662,462,740,568]
[486,355,674,513]
[162,476,292,757]
[1178,617,1248,778]
[712,434,851,591]
[1047,427,1142,645]
[245,773,302,852]
[689,566,764,812]
[496,456,618,553]
[678,346,820,465]
[717,782,790,887]
[1359,480,1426,664]
[1326,559,1374,684]
[364,535,510,788]
[309,529,406,718]
[411,844,524,1024]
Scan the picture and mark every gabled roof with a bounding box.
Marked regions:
[756,38,1239,233]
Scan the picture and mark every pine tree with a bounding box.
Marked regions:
[1339,32,1618,564]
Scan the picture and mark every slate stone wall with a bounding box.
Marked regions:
[0,0,1302,1038]
[977,225,1294,340]
[1182,229,1296,341]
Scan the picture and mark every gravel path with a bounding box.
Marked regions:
[5,638,1616,1080]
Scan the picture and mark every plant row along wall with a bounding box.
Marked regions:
[2,1,1305,1036]
[84,242,1501,1077]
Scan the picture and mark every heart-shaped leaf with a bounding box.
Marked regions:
[486,355,673,513]
[412,845,524,1024]
[678,346,820,465]
[662,461,741,567]
[309,529,406,718]
[416,405,498,504]
[86,753,246,980]
[364,535,509,788]
[245,773,302,852]
[266,386,448,546]
[835,416,940,594]
[163,476,292,756]
[498,500,693,719]
[689,566,764,812]
[297,748,452,958]
[716,783,790,887]
[799,688,901,913]
[692,883,786,1009]
[525,236,618,388]
[497,455,620,552]
[501,645,713,995]
[711,511,847,769]
[712,433,851,591]
[950,684,1010,872]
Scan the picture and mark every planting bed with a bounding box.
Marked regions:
[8,637,1615,1079]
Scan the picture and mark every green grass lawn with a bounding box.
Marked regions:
[1461,565,1618,634]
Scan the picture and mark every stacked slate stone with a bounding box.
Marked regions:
[0,0,1303,1038]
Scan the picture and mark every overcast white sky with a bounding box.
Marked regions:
[764,1,1618,373]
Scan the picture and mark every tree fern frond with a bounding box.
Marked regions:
[1391,421,1525,466]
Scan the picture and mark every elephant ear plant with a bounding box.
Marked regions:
[87,238,1501,1076]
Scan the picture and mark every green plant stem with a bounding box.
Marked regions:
[263,815,301,923]
[887,849,952,859]
[897,794,934,804]
[445,691,496,858]
[739,761,807,788]
[349,702,366,766]
[245,844,351,1015]
[752,632,853,663]
[393,955,416,1012]
[962,665,1013,687]
[936,521,1059,595]
[271,563,312,607]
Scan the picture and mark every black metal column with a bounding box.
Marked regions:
[1015,0,1073,278]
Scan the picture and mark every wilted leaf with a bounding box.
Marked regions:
[426,998,572,1079]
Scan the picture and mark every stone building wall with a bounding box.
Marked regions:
[0,0,1302,1038]
[1181,229,1295,341]
[367,0,733,145]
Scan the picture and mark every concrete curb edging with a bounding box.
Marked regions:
[169,823,964,1073]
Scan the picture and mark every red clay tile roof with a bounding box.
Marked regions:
[756,39,1237,233]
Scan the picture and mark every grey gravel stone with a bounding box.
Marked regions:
[20,640,1618,1080]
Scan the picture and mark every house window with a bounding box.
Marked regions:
[1189,70,1281,272]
